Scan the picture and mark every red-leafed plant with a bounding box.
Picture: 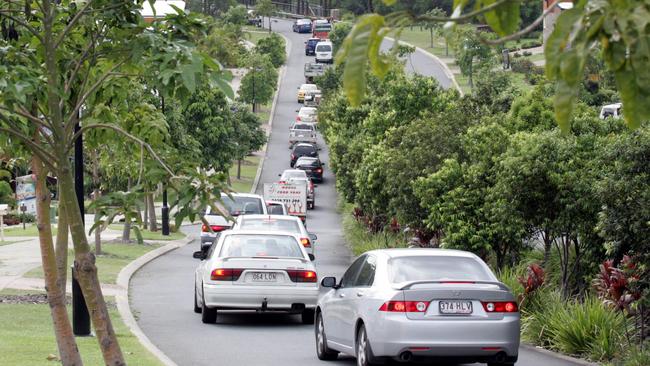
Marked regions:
[388,217,400,234]
[518,263,546,296]
[592,256,641,314]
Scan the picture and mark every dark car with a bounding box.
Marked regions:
[305,38,320,56]
[290,143,318,167]
[293,19,312,33]
[294,157,324,183]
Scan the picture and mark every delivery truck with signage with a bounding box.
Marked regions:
[263,182,307,224]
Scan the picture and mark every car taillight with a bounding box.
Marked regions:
[300,237,311,248]
[291,154,295,160]
[315,168,323,173]
[296,116,301,121]
[210,268,244,281]
[379,301,429,313]
[286,270,317,283]
[481,301,518,313]
[202,225,228,232]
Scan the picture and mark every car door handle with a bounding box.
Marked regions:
[356,292,365,297]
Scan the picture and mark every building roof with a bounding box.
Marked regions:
[141,1,186,21]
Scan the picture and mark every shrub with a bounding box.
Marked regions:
[511,58,535,73]
[513,52,521,58]
[523,50,532,57]
[521,40,542,49]
[623,344,650,366]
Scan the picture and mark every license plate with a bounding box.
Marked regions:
[439,300,473,315]
[251,272,277,282]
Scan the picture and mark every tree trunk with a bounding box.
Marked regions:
[55,189,69,292]
[59,161,126,365]
[541,229,553,267]
[33,155,83,366]
[237,159,242,180]
[147,192,157,232]
[143,195,149,229]
[122,178,132,243]
[430,28,433,49]
[92,149,101,255]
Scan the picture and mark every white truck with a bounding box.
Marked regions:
[263,182,307,224]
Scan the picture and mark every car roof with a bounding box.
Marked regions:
[294,142,316,148]
[366,248,481,260]
[300,107,317,111]
[239,214,300,222]
[221,229,301,238]
[602,103,622,109]
[296,156,317,161]
[282,169,306,173]
[316,40,332,45]
[220,192,264,199]
[300,83,318,88]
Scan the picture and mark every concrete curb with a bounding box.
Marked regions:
[251,32,292,194]
[115,236,193,366]
[521,344,599,366]
[385,36,463,96]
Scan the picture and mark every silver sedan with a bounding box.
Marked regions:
[193,230,319,325]
[315,248,520,366]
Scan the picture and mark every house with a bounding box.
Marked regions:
[543,1,575,44]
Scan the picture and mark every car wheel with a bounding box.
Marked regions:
[193,287,201,314]
[201,293,217,324]
[315,312,339,360]
[356,324,379,366]
[302,308,315,324]
[488,363,515,366]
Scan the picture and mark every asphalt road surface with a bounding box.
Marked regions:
[130,18,585,366]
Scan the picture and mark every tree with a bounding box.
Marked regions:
[231,104,266,179]
[238,55,278,111]
[256,33,286,68]
[221,4,248,25]
[256,0,276,33]
[337,0,650,132]
[449,26,494,89]
[329,22,353,54]
[0,1,227,363]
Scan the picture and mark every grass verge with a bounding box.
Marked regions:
[106,225,186,241]
[229,155,262,193]
[24,242,161,284]
[2,225,57,237]
[340,200,407,256]
[0,292,161,366]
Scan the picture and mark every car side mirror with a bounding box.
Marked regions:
[308,233,318,241]
[193,251,207,260]
[308,253,316,261]
[321,276,336,288]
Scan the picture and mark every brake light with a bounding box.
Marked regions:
[300,237,311,248]
[379,301,429,313]
[481,301,518,313]
[296,116,301,121]
[286,270,317,283]
[202,225,228,232]
[315,168,323,173]
[291,154,295,160]
[210,268,244,281]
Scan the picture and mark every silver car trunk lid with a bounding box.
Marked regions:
[400,282,515,320]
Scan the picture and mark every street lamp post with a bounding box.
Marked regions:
[161,95,170,236]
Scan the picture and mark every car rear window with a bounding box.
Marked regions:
[316,45,332,52]
[215,196,264,216]
[220,235,303,258]
[294,145,316,154]
[239,218,300,233]
[267,204,285,215]
[389,256,493,283]
[294,123,313,130]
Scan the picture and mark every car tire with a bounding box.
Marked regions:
[201,293,217,324]
[302,308,315,324]
[315,312,339,360]
[356,324,379,366]
[488,363,515,366]
[193,287,201,314]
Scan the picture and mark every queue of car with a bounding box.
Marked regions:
[191,17,520,366]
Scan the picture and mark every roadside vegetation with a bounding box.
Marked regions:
[318,46,648,364]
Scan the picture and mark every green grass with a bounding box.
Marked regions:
[229,155,261,193]
[106,225,185,241]
[24,242,161,284]
[0,296,161,365]
[398,27,451,56]
[509,72,535,93]
[244,30,270,44]
[1,225,58,237]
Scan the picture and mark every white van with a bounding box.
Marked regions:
[315,41,333,64]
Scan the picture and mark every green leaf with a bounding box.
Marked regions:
[132,225,144,245]
[481,0,520,36]
[553,79,577,134]
[382,0,397,5]
[545,8,582,80]
[615,65,648,130]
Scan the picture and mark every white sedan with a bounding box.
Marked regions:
[232,215,317,255]
[193,230,318,324]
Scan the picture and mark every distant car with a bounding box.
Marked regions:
[247,10,262,27]
[297,107,318,123]
[199,193,267,251]
[193,230,318,324]
[305,38,321,56]
[280,169,308,182]
[297,84,320,103]
[293,18,312,33]
[315,41,333,64]
[267,201,288,215]
[290,143,319,167]
[315,248,520,365]
[295,157,324,183]
[232,215,317,255]
[289,122,317,148]
[599,103,622,119]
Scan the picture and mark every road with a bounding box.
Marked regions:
[130,18,586,366]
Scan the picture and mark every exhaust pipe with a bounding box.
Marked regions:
[494,351,507,363]
[398,351,413,363]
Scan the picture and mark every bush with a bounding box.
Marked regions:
[513,52,521,58]
[521,40,542,49]
[523,50,532,57]
[511,58,536,73]
[255,33,286,68]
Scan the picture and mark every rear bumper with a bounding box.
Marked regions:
[368,314,520,358]
[203,284,319,310]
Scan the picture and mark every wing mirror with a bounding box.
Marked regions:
[308,233,318,241]
[193,251,207,260]
[321,276,337,288]
[308,253,316,261]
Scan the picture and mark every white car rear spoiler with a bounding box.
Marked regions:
[396,280,510,291]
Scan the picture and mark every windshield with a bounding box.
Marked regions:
[207,196,264,216]
[389,256,494,283]
[239,218,301,233]
[316,45,332,52]
[220,234,303,258]
[314,24,331,32]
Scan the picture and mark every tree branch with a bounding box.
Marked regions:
[483,0,561,45]
[0,11,44,43]
[68,123,175,178]
[0,123,58,171]
[54,0,95,49]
